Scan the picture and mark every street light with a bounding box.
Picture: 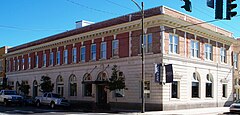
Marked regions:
[131,0,145,113]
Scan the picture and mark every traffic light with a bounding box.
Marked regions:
[181,0,192,12]
[215,0,223,19]
[226,0,237,20]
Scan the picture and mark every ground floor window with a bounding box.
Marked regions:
[70,83,77,96]
[57,86,64,97]
[222,84,227,98]
[172,81,179,98]
[84,84,92,96]
[192,82,199,98]
[206,83,212,97]
[144,81,150,98]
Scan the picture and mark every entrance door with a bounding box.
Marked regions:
[33,81,38,97]
[97,85,107,105]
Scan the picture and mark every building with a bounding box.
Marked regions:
[233,39,240,100]
[0,46,8,89]
[5,6,236,111]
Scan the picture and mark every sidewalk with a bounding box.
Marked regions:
[124,107,229,115]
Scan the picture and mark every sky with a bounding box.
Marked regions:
[0,0,239,48]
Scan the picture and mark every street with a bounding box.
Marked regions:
[0,105,237,115]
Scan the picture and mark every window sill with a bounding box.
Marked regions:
[205,97,214,100]
[168,52,180,56]
[190,97,201,100]
[170,97,180,101]
[111,56,119,59]
[89,60,96,62]
[99,58,107,61]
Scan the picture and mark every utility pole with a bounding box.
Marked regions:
[131,0,145,113]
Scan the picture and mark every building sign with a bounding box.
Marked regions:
[154,63,161,83]
[165,64,173,83]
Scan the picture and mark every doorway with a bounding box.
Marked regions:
[96,85,107,105]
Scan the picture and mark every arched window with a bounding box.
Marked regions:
[82,73,92,97]
[192,72,200,98]
[206,74,213,98]
[69,74,77,96]
[56,75,64,96]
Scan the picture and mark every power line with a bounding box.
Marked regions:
[104,0,135,11]
[66,0,122,16]
[0,24,68,32]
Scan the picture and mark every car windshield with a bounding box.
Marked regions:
[234,100,240,103]
[52,94,61,98]
[5,91,17,95]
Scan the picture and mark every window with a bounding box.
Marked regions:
[220,47,226,63]
[64,50,68,64]
[72,48,77,63]
[112,40,119,57]
[80,46,86,62]
[69,74,77,96]
[57,51,60,65]
[169,34,179,54]
[113,71,125,97]
[205,44,213,60]
[234,53,238,69]
[141,34,153,53]
[222,84,227,98]
[191,40,199,58]
[22,58,25,70]
[50,52,53,66]
[43,54,46,67]
[56,75,64,97]
[83,73,92,96]
[13,60,15,71]
[144,81,150,98]
[101,42,107,59]
[35,55,38,68]
[28,56,31,69]
[91,44,96,61]
[0,60,2,72]
[172,81,179,98]
[192,72,200,98]
[17,59,20,71]
[206,74,213,98]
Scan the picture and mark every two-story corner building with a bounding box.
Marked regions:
[4,6,236,111]
[233,39,240,100]
[0,46,8,89]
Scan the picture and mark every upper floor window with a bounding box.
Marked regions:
[220,47,226,63]
[191,40,199,58]
[22,58,25,70]
[169,34,179,54]
[57,51,60,65]
[101,42,107,59]
[50,52,53,66]
[80,46,86,62]
[17,59,20,70]
[64,50,68,64]
[43,54,46,67]
[35,55,38,68]
[112,40,119,57]
[141,34,153,53]
[234,53,238,69]
[13,60,16,71]
[91,44,96,61]
[72,48,77,63]
[0,59,3,72]
[28,56,31,69]
[6,60,9,72]
[205,44,213,60]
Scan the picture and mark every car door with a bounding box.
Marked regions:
[42,93,48,105]
[0,91,3,102]
[46,93,52,105]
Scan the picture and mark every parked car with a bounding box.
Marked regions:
[0,90,23,106]
[22,96,35,106]
[230,99,240,113]
[35,92,70,109]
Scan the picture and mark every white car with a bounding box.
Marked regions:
[35,92,70,109]
[0,90,23,106]
[230,99,240,113]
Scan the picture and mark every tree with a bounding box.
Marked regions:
[39,76,54,93]
[108,65,126,92]
[19,81,30,96]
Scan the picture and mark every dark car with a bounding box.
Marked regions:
[230,99,240,113]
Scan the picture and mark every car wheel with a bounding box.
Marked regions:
[50,102,55,109]
[36,100,40,107]
[3,99,8,106]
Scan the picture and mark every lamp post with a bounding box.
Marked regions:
[131,0,145,113]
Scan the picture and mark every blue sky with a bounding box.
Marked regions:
[0,0,239,47]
